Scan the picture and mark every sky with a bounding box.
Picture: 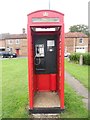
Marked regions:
[0,0,89,34]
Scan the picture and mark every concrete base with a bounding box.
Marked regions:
[32,113,59,118]
[29,107,64,114]
[28,92,64,114]
[34,92,60,107]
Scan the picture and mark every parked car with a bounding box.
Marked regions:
[0,51,17,58]
[64,52,70,57]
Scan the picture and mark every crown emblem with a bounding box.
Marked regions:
[43,12,48,16]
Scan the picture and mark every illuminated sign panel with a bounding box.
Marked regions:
[32,18,59,23]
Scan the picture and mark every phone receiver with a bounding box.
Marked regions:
[34,55,41,65]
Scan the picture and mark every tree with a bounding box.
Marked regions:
[69,24,89,35]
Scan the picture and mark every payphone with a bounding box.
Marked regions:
[35,44,44,57]
[34,44,44,64]
[33,35,57,74]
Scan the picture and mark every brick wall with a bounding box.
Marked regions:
[5,38,27,56]
[65,37,88,53]
[20,39,28,56]
[76,38,88,46]
[0,40,6,48]
[65,38,74,53]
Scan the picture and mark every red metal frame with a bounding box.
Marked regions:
[27,10,64,110]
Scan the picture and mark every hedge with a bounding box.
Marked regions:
[69,53,90,65]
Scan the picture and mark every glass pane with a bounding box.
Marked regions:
[32,18,59,23]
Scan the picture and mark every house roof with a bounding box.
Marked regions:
[0,33,27,40]
[65,32,88,38]
[0,32,88,40]
[0,33,10,40]
[5,33,27,39]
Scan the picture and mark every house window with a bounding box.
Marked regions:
[16,39,20,44]
[8,40,13,44]
[79,38,83,44]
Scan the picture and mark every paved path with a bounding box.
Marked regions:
[65,71,89,109]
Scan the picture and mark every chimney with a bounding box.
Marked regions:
[22,28,25,34]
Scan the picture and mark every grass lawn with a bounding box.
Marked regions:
[2,58,28,118]
[65,59,89,89]
[1,58,88,118]
[0,60,2,119]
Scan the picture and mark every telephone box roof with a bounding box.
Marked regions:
[27,10,64,16]
[27,10,64,27]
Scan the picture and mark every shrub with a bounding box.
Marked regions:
[83,53,90,65]
[69,53,81,63]
[69,53,90,65]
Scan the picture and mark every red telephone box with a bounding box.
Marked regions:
[27,10,64,114]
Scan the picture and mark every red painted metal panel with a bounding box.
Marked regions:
[36,74,50,91]
[35,74,56,91]
[32,31,60,35]
[30,24,62,27]
[33,74,37,92]
[50,74,56,91]
[28,10,64,16]
[27,10,64,27]
[27,26,34,109]
[60,25,64,109]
